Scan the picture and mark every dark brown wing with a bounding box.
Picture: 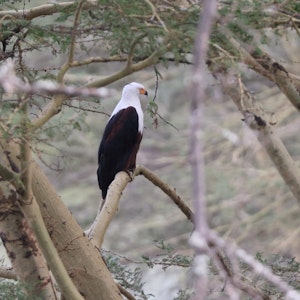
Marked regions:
[97,107,142,199]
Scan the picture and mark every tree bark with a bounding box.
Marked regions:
[31,156,122,300]
[0,185,57,299]
[215,72,300,203]
[1,139,122,300]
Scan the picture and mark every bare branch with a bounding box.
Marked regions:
[71,55,127,67]
[88,172,131,248]
[127,34,148,67]
[57,0,86,83]
[0,1,95,21]
[144,0,169,32]
[117,283,137,300]
[189,1,217,299]
[21,195,84,300]
[88,166,194,248]
[0,163,24,193]
[216,72,300,203]
[227,36,300,112]
[0,59,112,98]
[0,267,16,280]
[208,231,300,300]
[0,160,57,298]
[135,166,194,221]
[4,139,122,300]
[87,43,171,88]
[31,0,88,131]
[0,60,113,131]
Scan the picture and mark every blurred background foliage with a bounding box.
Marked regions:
[1,0,300,299]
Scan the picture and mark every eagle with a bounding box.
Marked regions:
[97,82,148,199]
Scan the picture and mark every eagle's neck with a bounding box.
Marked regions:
[110,94,144,133]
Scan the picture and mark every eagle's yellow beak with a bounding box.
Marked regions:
[139,88,148,96]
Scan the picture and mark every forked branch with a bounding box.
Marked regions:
[215,71,300,203]
[88,166,193,249]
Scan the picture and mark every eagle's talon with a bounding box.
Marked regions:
[126,170,135,181]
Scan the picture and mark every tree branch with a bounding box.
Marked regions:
[31,0,86,131]
[207,230,300,300]
[127,34,148,67]
[135,166,193,222]
[18,106,84,299]
[144,0,169,32]
[88,166,194,249]
[21,195,84,300]
[117,283,137,300]
[57,0,85,83]
[3,139,122,300]
[227,36,300,111]
[0,60,112,98]
[0,146,57,299]
[0,1,94,21]
[189,1,217,299]
[0,163,24,193]
[88,172,131,248]
[86,43,171,88]
[0,267,16,280]
[215,71,300,203]
[71,55,127,67]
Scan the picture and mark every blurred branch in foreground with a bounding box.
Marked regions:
[0,59,113,99]
[189,0,217,298]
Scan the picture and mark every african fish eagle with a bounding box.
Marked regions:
[97,82,148,199]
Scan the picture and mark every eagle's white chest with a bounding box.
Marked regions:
[110,96,144,133]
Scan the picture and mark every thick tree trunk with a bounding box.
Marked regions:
[0,184,57,299]
[31,162,121,300]
[1,139,122,300]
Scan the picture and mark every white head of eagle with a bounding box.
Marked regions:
[97,82,148,199]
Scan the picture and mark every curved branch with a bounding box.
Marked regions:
[21,195,84,300]
[207,230,300,300]
[57,0,85,83]
[32,0,87,130]
[86,44,170,88]
[0,163,24,193]
[4,140,122,300]
[31,25,170,130]
[117,283,137,300]
[135,166,194,222]
[127,34,148,67]
[215,71,300,203]
[88,166,194,249]
[88,172,131,248]
[0,2,94,21]
[71,55,127,67]
[228,36,300,111]
[144,0,169,32]
[0,267,16,280]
